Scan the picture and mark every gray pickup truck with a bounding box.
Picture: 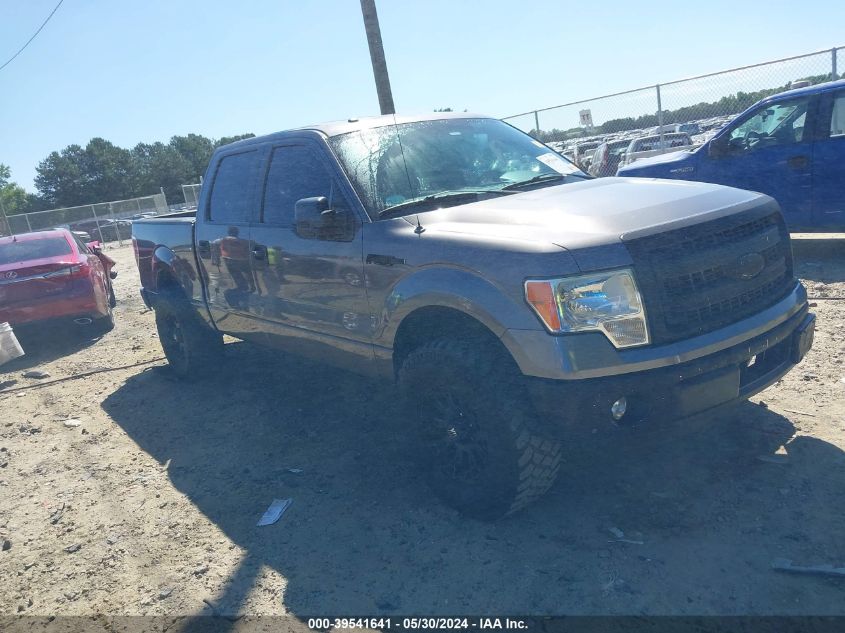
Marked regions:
[132,113,815,519]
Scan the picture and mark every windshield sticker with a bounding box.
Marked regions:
[536,152,578,174]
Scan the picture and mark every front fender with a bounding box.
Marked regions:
[375,266,540,348]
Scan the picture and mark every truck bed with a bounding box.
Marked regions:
[132,212,197,298]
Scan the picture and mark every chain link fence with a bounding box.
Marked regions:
[503,46,841,175]
[0,193,169,245]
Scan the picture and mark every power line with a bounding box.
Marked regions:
[0,0,65,73]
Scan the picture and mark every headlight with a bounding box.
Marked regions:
[524,268,649,348]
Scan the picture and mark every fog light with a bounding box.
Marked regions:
[611,397,627,421]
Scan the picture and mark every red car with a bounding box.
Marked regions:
[0,229,116,332]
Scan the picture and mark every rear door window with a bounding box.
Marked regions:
[208,150,262,224]
[0,238,72,265]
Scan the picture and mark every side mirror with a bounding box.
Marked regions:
[294,196,332,236]
[708,137,729,158]
[294,196,356,241]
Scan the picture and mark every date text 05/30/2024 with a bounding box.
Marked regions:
[307,618,529,630]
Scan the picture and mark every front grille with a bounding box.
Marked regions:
[626,206,794,345]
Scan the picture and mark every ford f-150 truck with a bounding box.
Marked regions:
[132,113,815,519]
[618,79,845,229]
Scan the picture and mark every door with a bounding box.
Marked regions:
[248,141,371,370]
[195,147,266,341]
[700,95,815,227]
[812,88,845,226]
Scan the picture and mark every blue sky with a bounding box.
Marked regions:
[1,0,843,193]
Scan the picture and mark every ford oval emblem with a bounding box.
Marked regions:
[4,271,17,279]
[734,252,765,280]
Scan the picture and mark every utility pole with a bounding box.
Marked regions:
[360,0,395,115]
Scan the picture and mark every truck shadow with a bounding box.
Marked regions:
[102,341,845,622]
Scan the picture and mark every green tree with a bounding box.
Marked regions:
[0,164,29,214]
[169,134,215,182]
[130,142,192,202]
[215,133,255,147]
[82,138,134,203]
[33,131,256,207]
[34,145,87,207]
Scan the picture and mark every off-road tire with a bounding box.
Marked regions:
[154,287,223,380]
[398,339,561,520]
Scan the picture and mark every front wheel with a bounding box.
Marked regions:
[153,288,223,380]
[398,339,561,520]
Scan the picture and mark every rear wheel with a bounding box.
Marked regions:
[92,302,115,334]
[398,339,561,520]
[154,288,223,379]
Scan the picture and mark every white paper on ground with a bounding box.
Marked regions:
[256,498,293,526]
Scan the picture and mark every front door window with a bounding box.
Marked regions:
[728,97,810,153]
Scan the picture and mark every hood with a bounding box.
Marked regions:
[617,147,699,174]
[410,177,767,250]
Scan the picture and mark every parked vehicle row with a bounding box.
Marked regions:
[617,132,694,166]
[68,219,133,243]
[554,130,704,173]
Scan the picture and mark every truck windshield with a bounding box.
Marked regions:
[328,118,587,219]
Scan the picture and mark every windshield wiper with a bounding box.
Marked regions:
[500,172,588,191]
[378,190,512,219]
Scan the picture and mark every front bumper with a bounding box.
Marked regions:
[524,304,814,438]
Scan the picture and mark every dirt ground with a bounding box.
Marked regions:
[0,242,843,621]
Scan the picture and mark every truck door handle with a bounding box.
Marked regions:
[197,240,211,257]
[787,155,808,170]
[251,246,266,260]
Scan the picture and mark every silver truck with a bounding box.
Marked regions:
[132,113,815,519]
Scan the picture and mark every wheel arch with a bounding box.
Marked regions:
[392,305,520,380]
[375,266,540,379]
